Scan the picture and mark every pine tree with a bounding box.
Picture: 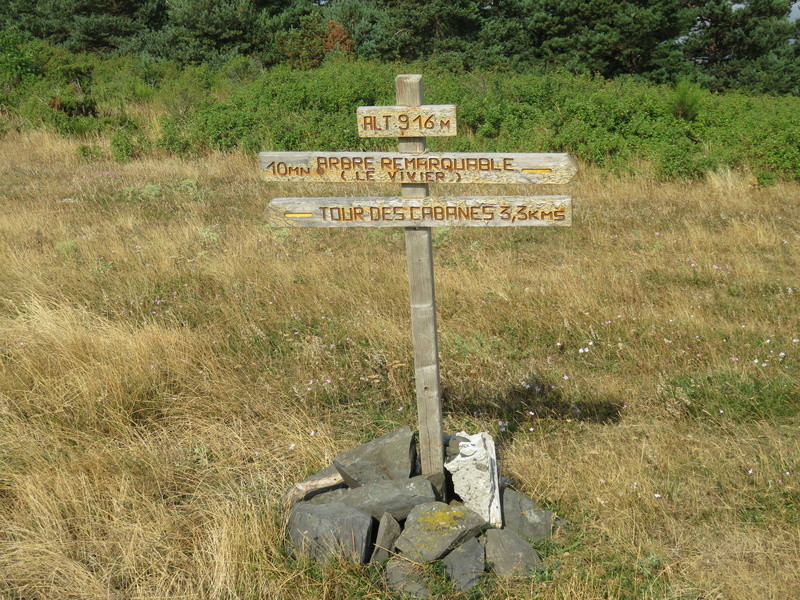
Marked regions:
[681,0,799,93]
[482,0,693,77]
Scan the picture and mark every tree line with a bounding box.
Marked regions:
[1,0,798,94]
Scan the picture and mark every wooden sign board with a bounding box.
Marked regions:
[268,196,572,228]
[259,151,577,185]
[357,105,457,137]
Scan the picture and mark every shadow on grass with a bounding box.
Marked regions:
[443,374,623,430]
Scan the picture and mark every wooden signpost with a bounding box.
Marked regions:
[260,75,577,479]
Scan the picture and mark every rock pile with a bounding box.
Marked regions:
[285,426,560,597]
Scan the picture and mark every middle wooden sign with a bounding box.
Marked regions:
[259,151,577,185]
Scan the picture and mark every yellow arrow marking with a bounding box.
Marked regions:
[521,169,552,174]
[285,213,314,218]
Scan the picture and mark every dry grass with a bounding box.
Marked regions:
[0,130,798,599]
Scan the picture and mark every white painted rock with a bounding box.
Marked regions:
[444,431,502,527]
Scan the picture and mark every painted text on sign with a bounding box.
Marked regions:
[268,197,572,228]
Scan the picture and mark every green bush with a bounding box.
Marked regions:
[0,28,42,105]
[111,126,151,162]
[3,50,800,181]
[76,142,104,161]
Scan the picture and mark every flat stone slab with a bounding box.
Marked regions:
[394,502,486,563]
[502,488,556,541]
[287,502,373,564]
[484,529,542,576]
[370,512,402,564]
[385,558,432,599]
[307,476,436,520]
[444,431,502,527]
[441,537,485,591]
[333,426,416,487]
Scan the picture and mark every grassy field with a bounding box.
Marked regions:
[0,130,798,599]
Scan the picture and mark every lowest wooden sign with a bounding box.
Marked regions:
[268,196,572,228]
[259,151,577,185]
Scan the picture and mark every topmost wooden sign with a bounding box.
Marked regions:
[357,105,457,138]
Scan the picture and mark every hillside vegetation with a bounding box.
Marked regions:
[2,1,799,94]
[0,42,799,184]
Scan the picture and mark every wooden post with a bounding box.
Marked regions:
[396,74,444,477]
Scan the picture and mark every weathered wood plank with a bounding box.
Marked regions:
[258,151,577,184]
[267,196,572,228]
[396,74,444,480]
[357,104,457,137]
[405,228,443,476]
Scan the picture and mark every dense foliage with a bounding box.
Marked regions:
[0,38,798,183]
[1,1,798,94]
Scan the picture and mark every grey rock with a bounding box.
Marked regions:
[394,502,486,563]
[484,529,542,576]
[287,502,373,564]
[441,537,485,591]
[304,486,348,505]
[502,488,556,541]
[385,558,432,599]
[370,512,402,564]
[333,426,415,487]
[420,470,446,501]
[307,476,436,520]
[445,434,469,460]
